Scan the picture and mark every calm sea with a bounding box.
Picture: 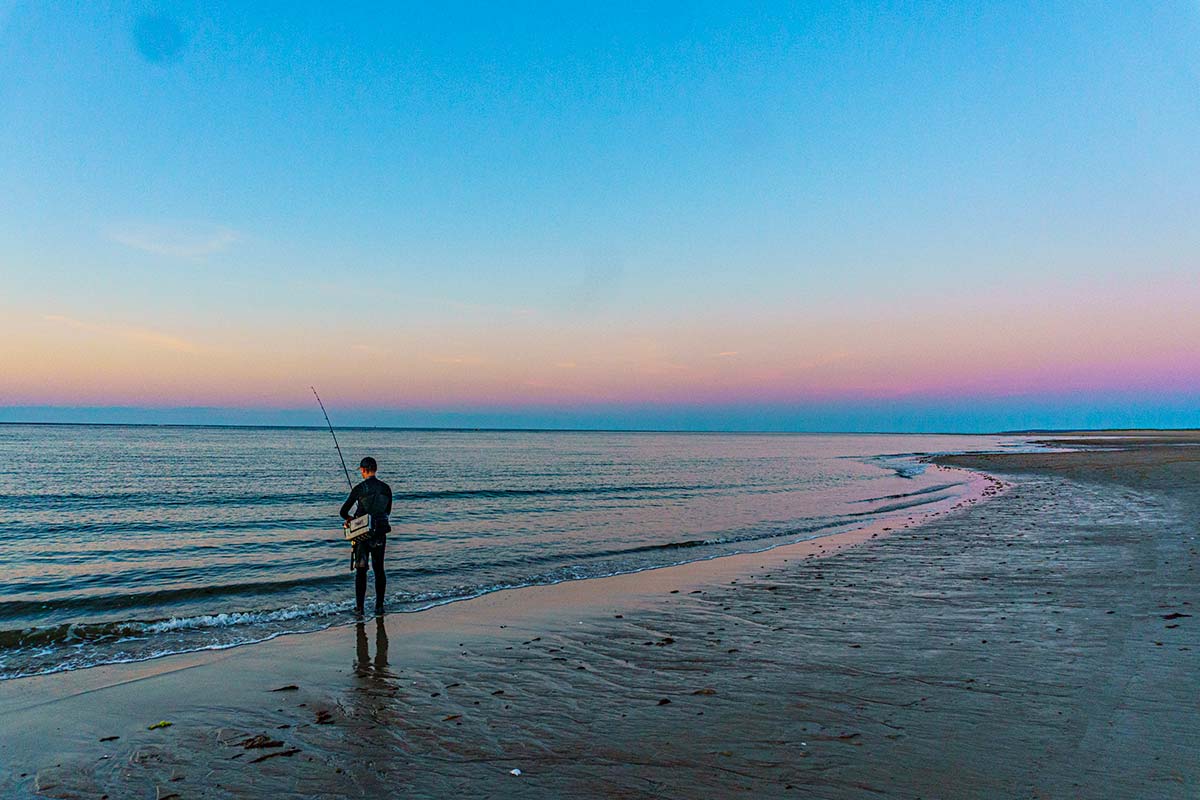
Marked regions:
[0,425,1029,679]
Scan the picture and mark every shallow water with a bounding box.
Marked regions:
[0,425,1029,678]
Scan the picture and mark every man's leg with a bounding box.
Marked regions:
[371,541,386,611]
[354,568,367,613]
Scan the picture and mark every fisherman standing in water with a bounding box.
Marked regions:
[340,457,392,616]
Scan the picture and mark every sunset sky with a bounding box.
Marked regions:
[1,3,1197,431]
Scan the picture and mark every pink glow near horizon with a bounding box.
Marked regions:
[4,278,1198,409]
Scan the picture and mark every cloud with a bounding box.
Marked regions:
[44,314,199,353]
[712,351,739,358]
[431,355,485,366]
[107,222,239,259]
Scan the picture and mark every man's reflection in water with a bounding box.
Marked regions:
[354,615,390,676]
[347,615,399,763]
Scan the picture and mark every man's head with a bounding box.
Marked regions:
[359,456,377,478]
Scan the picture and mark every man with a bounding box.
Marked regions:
[340,456,392,615]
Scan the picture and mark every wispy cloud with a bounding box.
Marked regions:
[44,314,200,353]
[712,351,738,358]
[431,355,485,366]
[107,221,239,259]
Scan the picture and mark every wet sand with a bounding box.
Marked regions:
[2,439,1197,799]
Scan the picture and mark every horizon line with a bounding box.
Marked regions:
[2,420,1195,437]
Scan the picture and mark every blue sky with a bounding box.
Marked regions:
[0,2,1197,431]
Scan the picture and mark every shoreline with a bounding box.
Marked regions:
[3,439,1197,798]
[0,454,1003,683]
[0,462,1002,704]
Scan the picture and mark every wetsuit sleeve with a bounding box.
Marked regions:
[339,484,361,520]
[382,483,392,516]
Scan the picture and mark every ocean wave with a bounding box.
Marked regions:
[0,573,349,618]
[852,482,964,503]
[0,482,721,514]
[0,518,853,622]
[0,517,872,677]
[886,461,927,478]
[861,493,953,515]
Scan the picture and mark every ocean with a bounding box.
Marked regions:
[0,424,1029,679]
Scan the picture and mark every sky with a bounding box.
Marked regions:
[0,2,1197,431]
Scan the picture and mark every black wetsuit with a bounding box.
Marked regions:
[340,476,392,611]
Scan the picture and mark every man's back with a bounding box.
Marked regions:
[341,476,392,534]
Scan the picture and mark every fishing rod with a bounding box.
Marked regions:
[312,386,354,490]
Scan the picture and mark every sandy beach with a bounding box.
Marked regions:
[1,436,1197,799]
[8,3,1197,797]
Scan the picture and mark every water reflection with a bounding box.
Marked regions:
[354,615,390,677]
